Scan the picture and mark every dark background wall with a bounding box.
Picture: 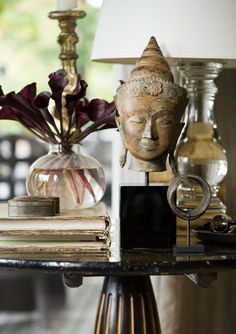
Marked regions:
[215,69,236,217]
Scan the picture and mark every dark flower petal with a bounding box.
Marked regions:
[33,91,51,108]
[66,100,74,117]
[48,68,66,80]
[65,80,88,116]
[48,69,68,96]
[66,80,88,102]
[87,99,107,121]
[73,80,88,99]
[76,101,117,142]
[75,98,89,112]
[74,98,90,128]
[0,86,4,97]
[0,105,38,129]
[76,112,90,128]
[96,106,117,129]
[48,69,69,120]
[0,92,47,129]
[0,106,18,120]
[0,91,14,106]
[33,92,59,130]
[19,83,36,102]
[0,91,29,111]
[87,99,116,123]
[0,92,33,124]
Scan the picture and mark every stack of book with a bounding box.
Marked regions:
[0,202,110,255]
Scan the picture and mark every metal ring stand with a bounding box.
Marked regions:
[167,174,211,253]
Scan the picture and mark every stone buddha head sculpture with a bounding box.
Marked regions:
[115,36,188,172]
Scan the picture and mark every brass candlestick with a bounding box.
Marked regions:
[48,10,86,131]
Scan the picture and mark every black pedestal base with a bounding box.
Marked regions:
[95,276,161,334]
[120,185,176,249]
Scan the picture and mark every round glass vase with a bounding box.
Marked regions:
[26,144,106,210]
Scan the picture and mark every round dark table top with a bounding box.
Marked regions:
[0,246,236,276]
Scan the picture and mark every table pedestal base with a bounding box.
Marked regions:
[95,276,161,334]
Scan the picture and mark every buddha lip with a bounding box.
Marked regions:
[140,140,159,150]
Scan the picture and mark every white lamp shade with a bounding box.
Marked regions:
[91,0,236,67]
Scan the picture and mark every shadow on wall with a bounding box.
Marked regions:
[215,69,236,217]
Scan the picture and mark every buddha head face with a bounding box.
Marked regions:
[117,95,181,162]
[115,37,188,172]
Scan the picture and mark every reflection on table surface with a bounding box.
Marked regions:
[0,245,236,276]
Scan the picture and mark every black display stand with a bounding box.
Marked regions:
[120,185,176,249]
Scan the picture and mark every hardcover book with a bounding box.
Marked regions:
[0,202,110,254]
[0,240,109,253]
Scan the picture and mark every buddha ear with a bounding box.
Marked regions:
[115,116,128,168]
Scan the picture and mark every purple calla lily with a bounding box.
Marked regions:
[19,83,36,103]
[87,99,117,127]
[77,112,90,128]
[74,98,90,127]
[0,70,118,209]
[48,69,69,124]
[48,69,68,97]
[65,80,88,116]
[32,91,58,130]
[0,69,117,145]
[87,99,108,121]
[0,105,18,121]
[33,91,51,109]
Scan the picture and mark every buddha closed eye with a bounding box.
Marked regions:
[128,115,146,124]
[156,115,175,126]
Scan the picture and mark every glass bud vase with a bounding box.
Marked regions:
[26,144,106,210]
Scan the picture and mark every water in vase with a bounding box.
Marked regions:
[27,166,106,210]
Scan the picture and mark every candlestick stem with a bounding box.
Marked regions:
[49,10,86,131]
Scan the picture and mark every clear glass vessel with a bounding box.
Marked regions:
[175,62,228,220]
[26,144,106,210]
